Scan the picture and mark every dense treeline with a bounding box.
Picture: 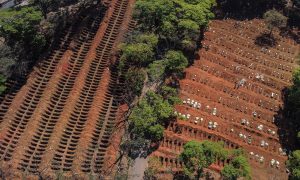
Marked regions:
[0,0,99,95]
[286,66,300,179]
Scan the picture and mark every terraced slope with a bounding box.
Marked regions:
[152,19,299,180]
[0,0,134,178]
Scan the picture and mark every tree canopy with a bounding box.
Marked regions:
[287,150,300,179]
[0,7,44,47]
[223,155,251,179]
[180,141,250,179]
[263,10,287,34]
[0,6,46,77]
[134,0,216,46]
[163,50,188,74]
[179,140,228,179]
[129,91,175,142]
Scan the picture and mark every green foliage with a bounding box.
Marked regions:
[163,50,188,74]
[231,155,251,179]
[221,164,240,180]
[263,10,287,34]
[287,68,300,127]
[0,74,6,95]
[120,43,155,66]
[179,140,228,179]
[129,90,176,142]
[287,150,300,180]
[0,7,44,46]
[134,0,215,46]
[0,6,46,73]
[160,85,181,105]
[147,60,167,82]
[146,91,173,121]
[32,0,60,18]
[129,100,164,141]
[180,141,250,180]
[125,67,146,96]
[134,33,159,48]
[120,33,158,67]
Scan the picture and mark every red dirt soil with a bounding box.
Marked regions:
[151,19,300,180]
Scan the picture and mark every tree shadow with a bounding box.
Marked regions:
[279,27,300,44]
[273,87,299,157]
[214,0,286,20]
[255,33,278,47]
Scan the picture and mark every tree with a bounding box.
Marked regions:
[129,91,175,142]
[134,33,159,48]
[120,43,155,66]
[147,60,167,82]
[32,0,60,18]
[134,0,216,47]
[146,91,174,121]
[221,164,240,180]
[263,10,287,35]
[129,99,164,142]
[0,7,46,73]
[0,7,44,45]
[125,67,146,97]
[287,68,300,130]
[179,141,228,179]
[230,155,251,179]
[163,50,188,74]
[287,150,300,179]
[144,157,162,180]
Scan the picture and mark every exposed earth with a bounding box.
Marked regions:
[151,19,300,180]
